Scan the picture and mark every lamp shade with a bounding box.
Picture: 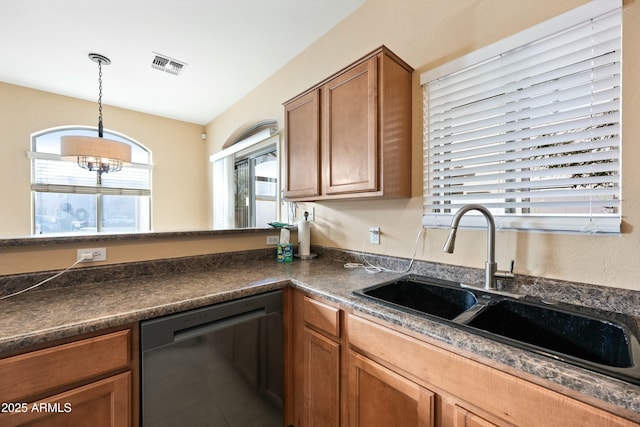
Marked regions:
[60,135,132,172]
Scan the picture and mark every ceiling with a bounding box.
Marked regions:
[1,0,366,125]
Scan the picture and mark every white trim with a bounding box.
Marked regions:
[420,0,621,85]
[210,133,281,229]
[209,130,278,162]
[423,214,620,234]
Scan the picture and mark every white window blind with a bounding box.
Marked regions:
[30,153,152,195]
[421,0,622,234]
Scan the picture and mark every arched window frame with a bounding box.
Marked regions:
[28,126,153,234]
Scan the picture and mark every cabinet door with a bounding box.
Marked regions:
[453,405,498,427]
[0,372,131,427]
[303,327,341,426]
[349,351,434,427]
[322,57,378,195]
[284,89,321,199]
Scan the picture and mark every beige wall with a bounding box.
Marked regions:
[0,233,277,276]
[2,0,638,291]
[0,82,210,235]
[206,0,640,291]
[0,83,281,276]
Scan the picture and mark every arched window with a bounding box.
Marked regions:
[29,126,152,234]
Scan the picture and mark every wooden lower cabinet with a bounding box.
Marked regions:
[0,326,137,427]
[348,351,434,427]
[303,327,341,426]
[290,291,345,427]
[450,404,498,427]
[0,372,131,427]
[347,313,638,427]
[289,291,638,427]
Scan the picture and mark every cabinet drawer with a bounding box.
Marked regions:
[303,296,341,338]
[0,329,131,402]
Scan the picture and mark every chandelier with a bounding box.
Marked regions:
[60,53,131,185]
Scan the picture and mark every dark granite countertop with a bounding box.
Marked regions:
[0,228,277,248]
[0,251,639,418]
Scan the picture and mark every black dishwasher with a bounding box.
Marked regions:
[141,290,283,427]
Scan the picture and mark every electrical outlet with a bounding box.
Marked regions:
[369,227,380,245]
[77,247,107,262]
[266,235,279,245]
[302,207,315,222]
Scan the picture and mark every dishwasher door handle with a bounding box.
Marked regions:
[141,290,283,352]
[172,308,265,343]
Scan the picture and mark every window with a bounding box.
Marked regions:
[422,0,621,234]
[211,130,280,229]
[233,147,278,228]
[29,127,152,234]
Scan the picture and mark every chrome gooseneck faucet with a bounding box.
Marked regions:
[443,204,499,290]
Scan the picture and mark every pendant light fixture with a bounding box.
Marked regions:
[60,53,131,185]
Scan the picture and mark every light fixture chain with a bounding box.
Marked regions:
[61,53,129,186]
[97,59,104,137]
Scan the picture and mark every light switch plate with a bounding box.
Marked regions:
[369,227,380,245]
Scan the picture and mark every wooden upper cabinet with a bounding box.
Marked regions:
[284,90,320,198]
[283,46,413,201]
[284,89,321,199]
[322,57,378,195]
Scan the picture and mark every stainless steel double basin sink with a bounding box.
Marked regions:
[354,276,640,385]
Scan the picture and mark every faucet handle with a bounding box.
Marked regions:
[495,259,515,279]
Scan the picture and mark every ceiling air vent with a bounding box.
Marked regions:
[165,60,184,75]
[151,53,187,76]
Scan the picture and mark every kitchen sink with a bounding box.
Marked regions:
[353,276,640,385]
[467,299,634,368]
[354,278,477,321]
